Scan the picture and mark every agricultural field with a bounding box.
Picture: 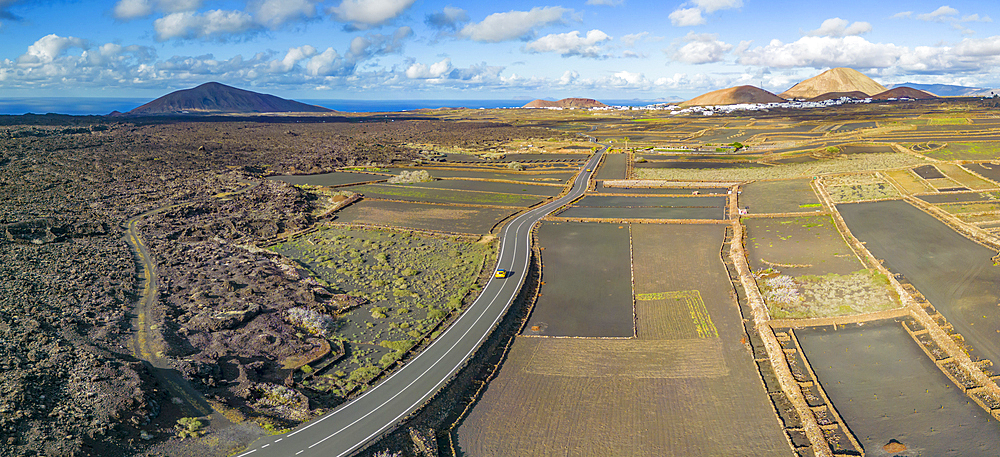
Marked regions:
[884,169,935,194]
[935,163,997,190]
[382,167,579,184]
[634,152,924,182]
[920,142,1000,160]
[558,195,726,220]
[822,173,900,203]
[796,321,1000,455]
[744,215,898,318]
[342,183,546,207]
[524,222,634,337]
[963,163,1000,185]
[459,224,790,456]
[268,227,491,397]
[595,153,628,180]
[393,178,564,196]
[740,179,822,213]
[269,171,387,187]
[839,200,1000,364]
[594,181,728,194]
[334,200,516,234]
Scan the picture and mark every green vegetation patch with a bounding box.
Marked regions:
[347,183,545,207]
[757,269,899,318]
[269,227,491,395]
[926,142,1000,160]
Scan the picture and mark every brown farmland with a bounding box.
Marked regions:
[334,200,516,234]
[458,224,791,456]
[740,179,822,213]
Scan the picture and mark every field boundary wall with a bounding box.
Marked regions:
[814,174,1000,423]
[543,216,728,225]
[729,221,833,457]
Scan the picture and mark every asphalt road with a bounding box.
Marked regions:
[237,146,605,457]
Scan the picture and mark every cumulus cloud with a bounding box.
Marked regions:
[425,6,469,30]
[15,34,88,67]
[525,30,611,58]
[917,5,959,21]
[559,70,579,84]
[894,6,992,23]
[346,26,412,61]
[112,0,202,20]
[807,18,872,37]
[692,0,742,13]
[621,32,651,47]
[738,36,904,69]
[669,0,741,26]
[669,8,703,26]
[250,0,320,28]
[153,10,257,41]
[460,7,572,43]
[329,0,417,29]
[405,58,452,79]
[672,32,733,64]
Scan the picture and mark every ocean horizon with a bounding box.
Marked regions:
[0,97,667,116]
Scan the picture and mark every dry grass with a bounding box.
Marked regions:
[925,177,963,190]
[937,164,997,190]
[758,270,899,319]
[885,169,934,194]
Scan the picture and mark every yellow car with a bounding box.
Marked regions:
[586,168,592,172]
[494,269,509,279]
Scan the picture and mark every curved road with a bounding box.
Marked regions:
[238,146,605,457]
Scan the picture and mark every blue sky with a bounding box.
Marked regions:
[1,0,998,100]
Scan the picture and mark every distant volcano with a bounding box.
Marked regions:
[128,82,334,115]
[680,85,785,107]
[522,98,607,108]
[871,87,937,100]
[780,68,887,100]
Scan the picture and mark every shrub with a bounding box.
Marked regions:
[286,307,338,337]
[175,417,205,439]
[387,170,432,184]
[507,161,525,171]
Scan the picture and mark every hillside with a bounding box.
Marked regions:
[888,83,987,97]
[871,87,937,100]
[807,91,870,102]
[780,68,887,100]
[680,85,785,107]
[522,98,607,109]
[129,82,334,115]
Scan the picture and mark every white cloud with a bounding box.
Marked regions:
[525,29,611,58]
[692,0,741,13]
[153,10,257,41]
[305,48,347,76]
[807,18,872,37]
[112,0,201,20]
[425,6,469,30]
[405,58,452,79]
[917,5,958,22]
[16,34,88,67]
[891,11,912,19]
[270,45,318,73]
[112,0,154,20]
[669,0,741,27]
[738,36,905,69]
[559,70,579,84]
[251,0,320,28]
[961,14,992,23]
[621,32,649,47]
[585,0,623,5]
[460,7,572,43]
[669,7,704,26]
[610,70,647,86]
[329,0,417,29]
[672,32,733,64]
[346,26,412,60]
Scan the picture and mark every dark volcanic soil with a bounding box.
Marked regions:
[797,321,1000,456]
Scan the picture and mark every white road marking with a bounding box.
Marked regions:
[258,147,605,456]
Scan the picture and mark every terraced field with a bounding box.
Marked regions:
[344,183,546,207]
[740,179,822,213]
[334,200,516,234]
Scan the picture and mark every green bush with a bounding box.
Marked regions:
[175,417,204,439]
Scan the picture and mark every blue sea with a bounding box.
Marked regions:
[0,97,660,116]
